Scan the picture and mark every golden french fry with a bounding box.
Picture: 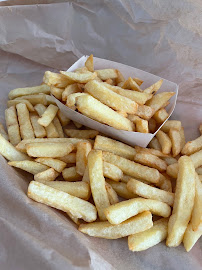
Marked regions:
[122,77,142,92]
[128,218,168,252]
[136,105,154,120]
[60,70,97,83]
[156,130,172,155]
[143,79,163,94]
[62,166,82,181]
[180,127,186,150]
[16,103,35,139]
[75,67,88,73]
[57,110,71,126]
[105,182,119,205]
[52,117,64,138]
[183,223,202,252]
[75,94,134,131]
[153,108,169,124]
[82,165,90,182]
[166,156,195,247]
[8,160,48,174]
[43,71,73,88]
[0,123,8,140]
[133,77,143,86]
[103,161,123,181]
[95,69,117,80]
[146,92,175,114]
[134,152,167,172]
[88,150,110,220]
[8,85,50,100]
[148,118,157,133]
[104,198,171,225]
[135,146,167,158]
[35,157,66,173]
[50,86,64,100]
[15,94,47,105]
[156,173,172,192]
[76,141,92,175]
[85,54,94,72]
[181,135,202,155]
[58,153,76,164]
[161,156,177,166]
[66,93,88,110]
[26,142,74,158]
[103,151,160,183]
[105,78,115,85]
[191,174,202,231]
[94,135,136,160]
[30,113,46,138]
[41,181,90,200]
[65,129,98,139]
[169,128,181,157]
[106,179,137,199]
[166,163,178,178]
[85,80,138,114]
[27,181,97,222]
[5,106,21,145]
[127,179,174,206]
[115,70,125,84]
[62,84,80,102]
[148,137,161,151]
[79,211,153,239]
[34,168,59,182]
[7,99,35,112]
[161,120,182,133]
[38,104,58,127]
[128,115,149,133]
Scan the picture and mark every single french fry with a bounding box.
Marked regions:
[180,127,186,150]
[161,120,182,133]
[50,86,64,100]
[5,106,21,145]
[122,77,142,92]
[128,218,168,252]
[105,182,119,205]
[183,222,202,252]
[38,104,58,127]
[82,165,90,182]
[35,157,66,173]
[148,118,157,133]
[60,70,97,83]
[67,211,80,225]
[76,94,134,131]
[103,151,160,183]
[43,71,73,88]
[0,123,8,140]
[161,156,177,166]
[127,179,174,206]
[166,156,195,247]
[58,153,76,164]
[156,130,172,155]
[8,160,48,174]
[85,54,94,72]
[191,174,202,231]
[76,141,92,175]
[181,135,202,155]
[166,162,178,178]
[57,110,71,126]
[134,152,167,172]
[52,117,64,138]
[34,168,59,182]
[15,94,47,105]
[62,84,80,102]
[103,161,123,181]
[65,129,98,139]
[106,179,138,199]
[169,128,181,157]
[95,69,117,80]
[75,67,89,73]
[143,79,163,94]
[133,77,143,86]
[30,113,46,138]
[115,70,125,84]
[45,95,56,105]
[62,166,82,181]
[135,146,167,158]
[88,150,110,220]
[79,211,153,239]
[94,135,136,160]
[146,92,175,115]
[66,93,88,110]
[136,105,154,120]
[27,181,97,222]
[8,85,50,100]
[128,115,149,133]
[40,181,90,200]
[148,137,161,151]
[7,99,34,112]
[104,198,171,225]
[153,108,169,124]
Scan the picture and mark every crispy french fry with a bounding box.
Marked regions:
[133,77,143,86]
[7,99,34,112]
[153,108,169,124]
[161,120,182,133]
[8,85,50,100]
[62,84,80,102]
[181,135,202,155]
[128,218,168,252]
[128,115,149,133]
[27,181,97,222]
[156,130,172,155]
[191,174,202,231]
[85,54,94,72]
[62,166,82,181]
[148,137,161,151]
[169,128,181,157]
[38,104,58,127]
[94,135,136,160]
[166,163,178,178]
[40,181,90,200]
[57,110,71,126]
[183,223,202,252]
[166,156,195,247]
[161,156,177,166]
[105,182,119,205]
[136,105,154,120]
[66,93,88,110]
[8,160,48,174]
[79,211,153,239]
[30,113,46,138]
[96,69,118,80]
[148,118,157,133]
[134,152,167,172]
[127,179,174,206]
[34,168,59,182]
[88,150,110,220]
[50,86,64,100]
[52,117,64,138]
[104,198,171,225]
[35,157,66,173]
[65,129,98,139]
[60,70,97,83]
[143,79,163,95]
[106,179,137,199]
[76,94,134,131]
[5,106,21,145]
[146,92,175,115]
[76,141,92,175]
[43,71,73,88]
[0,123,8,140]
[135,146,167,158]
[103,161,123,181]
[58,153,76,164]
[103,151,160,183]
[122,77,142,92]
[15,94,47,105]
[180,127,186,150]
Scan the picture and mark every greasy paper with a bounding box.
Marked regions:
[0,2,201,270]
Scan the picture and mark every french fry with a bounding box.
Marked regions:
[94,135,136,160]
[128,218,168,252]
[43,71,73,88]
[127,179,174,206]
[153,108,169,124]
[79,211,153,239]
[27,181,97,222]
[117,111,128,118]
[181,135,202,155]
[35,157,66,173]
[161,156,177,166]
[115,70,125,84]
[0,123,8,140]
[156,130,172,155]
[133,77,143,86]
[183,223,202,252]
[75,94,134,131]
[62,84,80,102]
[52,117,64,138]
[40,181,90,200]
[66,93,88,110]
[26,142,74,158]
[95,69,118,80]
[38,104,58,127]
[103,151,160,183]
[30,113,46,138]
[134,146,167,158]
[16,103,35,139]
[85,80,138,114]
[148,137,161,151]
[34,168,59,182]
[128,115,149,133]
[106,179,137,199]
[105,78,114,85]
[85,54,94,72]
[65,129,98,139]
[103,161,123,181]
[8,160,49,175]
[15,94,47,105]
[8,85,50,100]
[161,120,182,133]
[88,150,110,220]
[62,166,82,181]
[104,198,171,225]
[157,173,172,192]
[75,67,88,73]
[76,141,92,175]
[122,77,142,92]
[136,105,154,120]
[50,86,64,100]
[180,127,186,150]
[66,211,80,225]
[105,182,119,205]
[169,128,181,157]
[82,166,90,182]
[73,121,82,129]
[7,99,35,112]
[58,153,76,164]
[60,70,97,83]
[146,92,175,115]
[143,79,163,94]
[45,95,56,105]
[5,106,21,145]
[57,110,71,126]
[166,156,195,247]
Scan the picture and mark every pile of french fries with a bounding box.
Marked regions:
[43,54,175,133]
[0,59,201,254]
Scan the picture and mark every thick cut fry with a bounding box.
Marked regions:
[76,142,92,175]
[50,86,64,100]
[127,179,174,206]
[146,92,175,115]
[153,108,169,124]
[88,150,110,220]
[134,152,167,172]
[156,130,172,155]
[79,211,153,239]
[8,85,50,100]
[105,182,119,205]
[162,156,177,166]
[179,127,186,150]
[148,137,161,151]
[128,218,168,252]
[65,129,98,139]
[103,161,123,181]
[135,146,167,158]
[45,95,57,105]
[62,166,82,181]
[166,163,178,178]
[95,69,117,80]
[183,223,202,252]
[161,120,182,133]
[34,168,59,182]
[104,198,171,225]
[14,94,47,106]
[52,117,64,138]
[148,118,157,133]
[106,179,138,199]
[85,54,94,72]
[38,104,58,127]
[85,80,138,114]
[8,160,48,174]
[136,105,154,120]
[169,128,181,157]
[60,70,97,83]
[30,114,46,138]
[103,152,160,183]
[166,156,195,247]
[7,99,34,112]
[57,110,70,126]
[82,166,90,182]
[26,142,74,158]
[0,123,8,140]
[28,181,97,222]
[43,71,73,88]
[35,157,66,173]
[128,115,149,133]
[76,94,134,131]
[62,84,80,102]
[122,77,142,92]
[58,153,76,164]
[5,106,21,145]
[181,135,202,155]
[39,181,90,200]
[66,93,88,110]
[94,135,136,160]
[191,174,202,231]
[143,79,163,94]
[16,103,35,140]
